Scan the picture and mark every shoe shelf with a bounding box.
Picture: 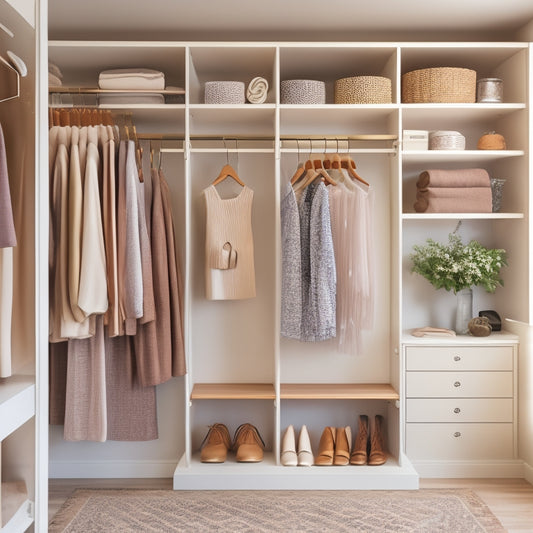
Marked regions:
[280,383,399,400]
[190,383,276,400]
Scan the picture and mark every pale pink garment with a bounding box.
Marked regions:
[328,169,375,355]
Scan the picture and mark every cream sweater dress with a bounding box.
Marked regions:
[203,184,256,300]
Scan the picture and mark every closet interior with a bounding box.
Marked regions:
[43,41,531,493]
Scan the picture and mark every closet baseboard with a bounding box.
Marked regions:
[49,460,177,479]
[412,459,525,479]
[524,461,533,485]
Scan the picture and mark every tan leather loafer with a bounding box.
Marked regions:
[233,423,265,462]
[200,423,231,463]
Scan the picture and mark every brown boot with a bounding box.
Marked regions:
[350,415,369,465]
[232,423,265,462]
[315,426,335,466]
[200,424,231,463]
[368,415,387,466]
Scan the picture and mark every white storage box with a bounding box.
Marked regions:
[403,130,428,150]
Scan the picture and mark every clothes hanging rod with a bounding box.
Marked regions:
[136,134,397,141]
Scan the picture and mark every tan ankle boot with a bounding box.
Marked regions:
[315,426,335,466]
[333,426,351,466]
[350,415,369,465]
[368,415,387,466]
[232,423,265,462]
[200,423,231,463]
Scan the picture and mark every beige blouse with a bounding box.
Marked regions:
[203,184,256,300]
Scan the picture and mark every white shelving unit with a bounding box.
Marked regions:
[44,40,530,493]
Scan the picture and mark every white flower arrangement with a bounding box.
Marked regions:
[410,233,506,293]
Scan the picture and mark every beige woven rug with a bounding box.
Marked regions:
[49,488,505,532]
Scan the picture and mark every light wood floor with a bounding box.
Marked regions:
[49,478,533,532]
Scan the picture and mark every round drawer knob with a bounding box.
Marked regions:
[454,407,461,413]
[454,432,461,438]
[454,381,461,387]
[454,355,461,362]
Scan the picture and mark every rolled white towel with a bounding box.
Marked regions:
[246,76,269,104]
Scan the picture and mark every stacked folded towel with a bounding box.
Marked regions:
[98,68,165,90]
[414,168,492,213]
[49,62,63,87]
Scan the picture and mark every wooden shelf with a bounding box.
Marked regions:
[191,383,275,400]
[49,86,185,95]
[280,383,399,400]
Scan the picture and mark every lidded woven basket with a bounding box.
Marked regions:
[280,79,326,104]
[204,81,245,104]
[334,76,392,104]
[429,130,466,150]
[402,67,476,103]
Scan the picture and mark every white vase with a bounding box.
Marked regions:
[455,288,473,335]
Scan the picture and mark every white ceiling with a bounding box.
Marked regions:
[48,0,533,42]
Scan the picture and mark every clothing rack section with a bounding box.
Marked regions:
[48,120,187,444]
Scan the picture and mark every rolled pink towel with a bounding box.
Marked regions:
[414,187,492,213]
[417,168,490,189]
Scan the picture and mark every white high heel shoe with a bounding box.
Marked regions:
[281,425,297,466]
[297,425,314,467]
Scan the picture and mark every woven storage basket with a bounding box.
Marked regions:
[402,67,476,103]
[204,81,245,104]
[429,130,466,150]
[280,79,326,104]
[334,76,392,104]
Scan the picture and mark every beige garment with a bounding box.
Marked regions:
[0,247,13,377]
[123,141,143,335]
[105,333,158,441]
[160,170,186,376]
[64,315,107,442]
[67,127,88,323]
[204,184,256,300]
[102,129,120,337]
[49,143,91,342]
[78,141,108,315]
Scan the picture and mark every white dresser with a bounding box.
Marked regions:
[403,331,521,478]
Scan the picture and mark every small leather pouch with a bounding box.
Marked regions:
[468,316,492,337]
[209,241,237,270]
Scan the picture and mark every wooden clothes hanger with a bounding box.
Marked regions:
[212,140,245,187]
[290,139,306,185]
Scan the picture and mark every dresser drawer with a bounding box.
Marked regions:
[405,346,513,371]
[406,371,513,398]
[406,398,513,423]
[406,423,514,460]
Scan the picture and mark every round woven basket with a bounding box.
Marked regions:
[280,79,326,104]
[402,67,476,103]
[204,81,245,104]
[334,76,392,104]
[429,130,466,150]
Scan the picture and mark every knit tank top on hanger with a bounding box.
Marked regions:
[203,184,256,300]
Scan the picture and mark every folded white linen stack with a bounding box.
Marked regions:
[49,62,63,87]
[98,68,165,90]
[246,76,269,104]
[98,93,165,105]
